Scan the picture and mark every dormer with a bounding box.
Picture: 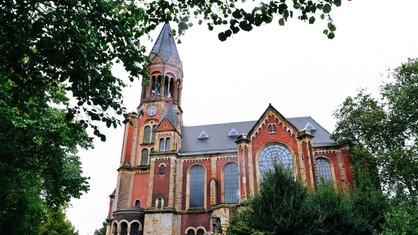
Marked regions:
[303,121,316,132]
[228,128,239,137]
[198,130,209,140]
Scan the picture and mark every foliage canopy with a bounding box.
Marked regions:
[228,165,388,235]
[332,58,418,198]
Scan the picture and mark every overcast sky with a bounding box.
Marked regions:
[67,1,418,234]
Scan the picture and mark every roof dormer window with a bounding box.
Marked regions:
[198,130,209,140]
[228,128,239,137]
[303,121,316,131]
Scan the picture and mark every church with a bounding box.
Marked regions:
[105,23,353,235]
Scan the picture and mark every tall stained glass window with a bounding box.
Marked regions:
[316,158,333,184]
[189,165,204,208]
[143,126,151,144]
[141,149,149,165]
[224,164,239,203]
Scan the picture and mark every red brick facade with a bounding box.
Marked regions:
[105,24,353,235]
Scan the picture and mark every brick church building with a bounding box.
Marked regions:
[105,23,353,235]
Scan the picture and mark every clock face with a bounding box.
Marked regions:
[147,106,157,116]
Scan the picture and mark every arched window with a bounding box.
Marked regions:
[151,125,156,143]
[169,79,174,98]
[187,229,195,235]
[151,76,156,96]
[316,158,333,185]
[159,164,166,175]
[259,144,293,180]
[164,76,169,97]
[165,138,170,151]
[112,223,118,235]
[176,81,181,102]
[156,75,162,96]
[143,126,151,144]
[189,165,205,208]
[197,229,205,235]
[120,222,128,235]
[131,222,140,235]
[135,199,140,207]
[141,149,149,165]
[224,163,239,203]
[159,138,165,151]
[268,123,277,133]
[157,197,163,209]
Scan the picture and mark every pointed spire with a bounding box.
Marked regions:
[150,23,182,64]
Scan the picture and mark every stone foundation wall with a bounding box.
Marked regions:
[143,213,178,235]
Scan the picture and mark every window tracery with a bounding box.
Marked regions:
[258,144,293,179]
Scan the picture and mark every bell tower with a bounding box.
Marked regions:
[140,23,183,108]
[113,23,183,213]
[137,22,184,151]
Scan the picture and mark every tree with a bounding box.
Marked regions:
[381,196,418,235]
[1,0,348,137]
[38,207,79,235]
[303,186,359,235]
[93,221,108,235]
[229,165,308,234]
[350,170,388,234]
[332,58,418,198]
[0,104,90,234]
[228,165,389,235]
[1,0,347,233]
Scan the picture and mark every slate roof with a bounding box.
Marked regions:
[150,23,181,63]
[116,205,144,213]
[157,100,178,128]
[179,121,255,155]
[287,116,335,147]
[179,117,336,156]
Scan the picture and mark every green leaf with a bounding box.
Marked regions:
[334,0,342,7]
[218,32,227,41]
[328,22,337,31]
[323,3,332,13]
[308,16,315,24]
[232,9,242,19]
[231,26,240,34]
[239,21,253,31]
[225,29,232,38]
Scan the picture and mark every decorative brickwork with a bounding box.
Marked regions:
[105,23,354,235]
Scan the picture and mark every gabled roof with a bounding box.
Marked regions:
[150,23,182,63]
[157,100,178,129]
[248,103,299,136]
[179,117,336,155]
